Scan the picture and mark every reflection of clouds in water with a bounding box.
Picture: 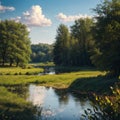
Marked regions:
[28,85,46,106]
[42,107,65,117]
[27,85,93,119]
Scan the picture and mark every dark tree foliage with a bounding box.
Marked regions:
[71,18,94,66]
[53,19,94,67]
[31,43,53,63]
[53,24,70,66]
[91,0,120,77]
[0,20,31,67]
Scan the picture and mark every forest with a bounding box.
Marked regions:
[30,43,53,63]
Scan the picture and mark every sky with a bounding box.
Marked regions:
[0,0,102,44]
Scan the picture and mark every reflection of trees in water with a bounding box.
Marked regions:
[45,86,50,90]
[54,89,69,106]
[71,93,88,108]
[54,88,91,108]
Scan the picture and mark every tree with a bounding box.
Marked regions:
[53,24,70,66]
[71,18,94,66]
[31,43,53,63]
[0,20,31,66]
[91,0,120,77]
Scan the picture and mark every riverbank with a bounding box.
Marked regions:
[0,67,119,95]
[0,67,119,119]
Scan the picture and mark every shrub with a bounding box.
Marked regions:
[83,86,120,120]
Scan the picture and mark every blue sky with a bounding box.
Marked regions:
[0,0,101,44]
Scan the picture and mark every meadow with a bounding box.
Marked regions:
[0,66,119,119]
[0,67,43,75]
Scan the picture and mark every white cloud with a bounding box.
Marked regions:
[57,13,92,22]
[13,5,52,27]
[0,5,15,12]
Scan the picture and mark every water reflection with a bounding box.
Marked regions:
[28,84,93,120]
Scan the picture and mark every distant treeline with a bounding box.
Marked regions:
[30,43,53,63]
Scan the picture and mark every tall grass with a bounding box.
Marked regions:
[0,86,36,120]
[0,67,43,75]
[0,70,105,88]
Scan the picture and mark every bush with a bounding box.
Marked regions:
[83,86,120,120]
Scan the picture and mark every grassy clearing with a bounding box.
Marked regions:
[0,67,43,75]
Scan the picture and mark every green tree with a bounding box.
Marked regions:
[31,43,53,63]
[0,20,31,66]
[71,18,94,66]
[53,24,70,66]
[91,0,120,77]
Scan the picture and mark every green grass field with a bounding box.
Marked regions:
[0,67,119,119]
[0,67,43,75]
[0,70,105,88]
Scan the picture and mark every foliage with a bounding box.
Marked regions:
[91,0,120,77]
[53,24,71,66]
[71,18,94,66]
[83,86,120,120]
[31,43,53,63]
[0,20,31,67]
[53,18,94,67]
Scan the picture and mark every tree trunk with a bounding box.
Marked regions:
[2,60,4,66]
[16,61,19,67]
[9,58,13,67]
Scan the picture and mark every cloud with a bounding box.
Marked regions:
[13,5,52,27]
[57,13,92,22]
[0,5,15,12]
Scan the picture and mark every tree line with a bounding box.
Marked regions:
[0,0,119,77]
[0,19,53,66]
[53,0,120,77]
[31,43,53,63]
[53,18,94,66]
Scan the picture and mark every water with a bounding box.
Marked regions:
[27,84,93,120]
[38,67,55,75]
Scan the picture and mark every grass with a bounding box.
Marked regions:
[0,67,43,75]
[0,66,119,119]
[0,86,36,120]
[0,67,119,94]
[69,75,120,95]
[0,70,105,88]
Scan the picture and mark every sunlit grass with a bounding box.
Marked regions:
[0,70,105,88]
[0,67,43,75]
[0,86,36,120]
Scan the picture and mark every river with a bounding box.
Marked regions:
[27,84,94,120]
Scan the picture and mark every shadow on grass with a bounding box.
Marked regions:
[55,66,97,74]
[0,86,37,120]
[69,75,120,95]
[0,105,36,120]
